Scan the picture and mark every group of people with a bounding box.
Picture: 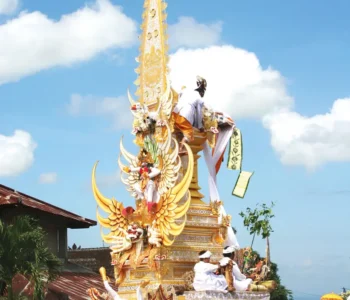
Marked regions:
[193,246,253,293]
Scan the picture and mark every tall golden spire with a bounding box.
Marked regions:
[135,0,169,107]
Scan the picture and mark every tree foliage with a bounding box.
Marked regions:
[0,216,62,299]
[239,202,275,246]
[340,290,350,300]
[239,203,293,300]
[268,262,293,300]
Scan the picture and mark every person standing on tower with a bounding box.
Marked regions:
[172,76,207,150]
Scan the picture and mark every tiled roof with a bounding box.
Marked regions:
[11,264,118,300]
[68,247,114,277]
[0,184,96,228]
[48,271,115,300]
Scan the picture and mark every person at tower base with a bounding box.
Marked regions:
[193,250,228,292]
[219,246,253,291]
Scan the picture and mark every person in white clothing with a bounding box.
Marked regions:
[98,267,148,300]
[173,76,206,128]
[103,280,122,300]
[173,76,207,150]
[193,250,228,292]
[219,246,253,291]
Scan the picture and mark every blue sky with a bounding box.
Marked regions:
[1,0,349,297]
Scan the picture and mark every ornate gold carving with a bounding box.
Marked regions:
[221,214,232,227]
[174,268,192,278]
[156,262,169,279]
[143,46,162,88]
[212,230,225,245]
[87,288,107,300]
[209,200,222,215]
[187,131,207,205]
[202,108,219,148]
[130,270,154,279]
[136,0,169,107]
[88,1,238,299]
[147,284,176,300]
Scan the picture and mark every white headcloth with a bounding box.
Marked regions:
[198,251,212,259]
[223,246,236,254]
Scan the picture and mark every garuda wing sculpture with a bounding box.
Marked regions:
[118,124,181,200]
[92,125,193,249]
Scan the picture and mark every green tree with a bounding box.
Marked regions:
[239,202,275,248]
[239,203,293,299]
[268,262,293,300]
[340,289,350,300]
[0,216,62,299]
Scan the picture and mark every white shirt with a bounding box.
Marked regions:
[193,261,228,292]
[173,89,204,128]
[219,257,252,291]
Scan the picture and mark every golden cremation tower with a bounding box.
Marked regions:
[116,1,227,297]
[90,0,231,299]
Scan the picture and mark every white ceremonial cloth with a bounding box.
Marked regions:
[232,263,252,291]
[103,281,123,300]
[193,261,228,292]
[203,124,239,248]
[203,125,233,204]
[136,286,146,300]
[103,281,145,300]
[173,89,204,128]
[219,258,252,291]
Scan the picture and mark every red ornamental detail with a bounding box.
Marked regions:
[154,255,167,261]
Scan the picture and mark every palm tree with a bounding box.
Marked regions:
[0,216,62,299]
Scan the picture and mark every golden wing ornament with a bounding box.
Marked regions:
[118,138,141,198]
[156,124,181,195]
[92,162,129,244]
[154,141,194,246]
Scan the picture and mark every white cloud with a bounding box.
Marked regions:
[169,45,293,119]
[263,98,350,169]
[0,0,19,15]
[39,172,57,184]
[168,17,222,48]
[169,40,350,168]
[0,130,37,177]
[0,0,137,85]
[67,94,132,129]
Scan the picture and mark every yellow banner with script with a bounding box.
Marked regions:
[227,128,253,198]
